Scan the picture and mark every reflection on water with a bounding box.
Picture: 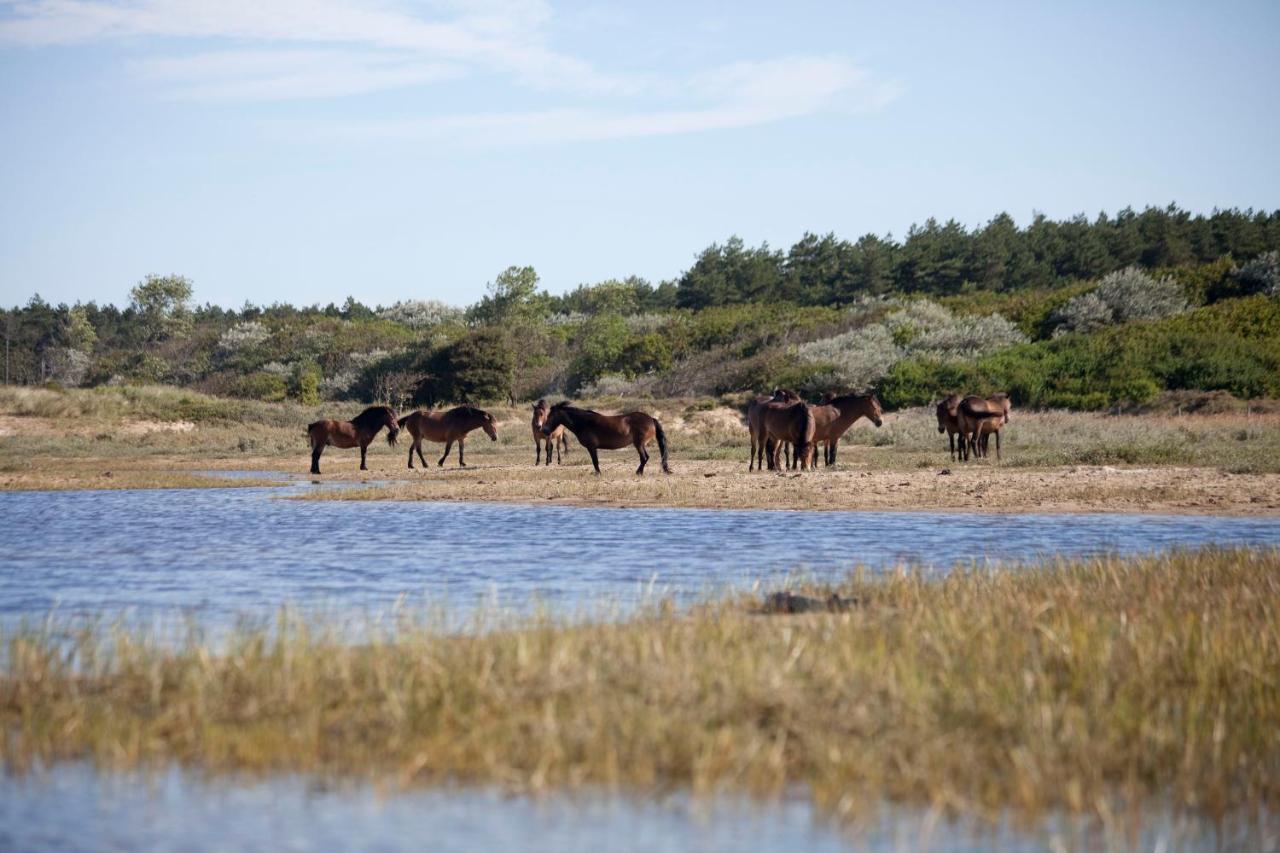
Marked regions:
[0,764,1247,853]
[2,483,1279,629]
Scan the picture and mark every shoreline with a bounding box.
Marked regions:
[3,453,1279,517]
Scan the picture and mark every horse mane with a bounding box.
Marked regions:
[352,405,395,429]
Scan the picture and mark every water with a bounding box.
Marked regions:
[0,765,1249,852]
[3,481,1280,629]
[4,484,1278,849]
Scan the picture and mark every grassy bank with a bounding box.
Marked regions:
[4,548,1278,830]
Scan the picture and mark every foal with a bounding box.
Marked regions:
[531,399,570,465]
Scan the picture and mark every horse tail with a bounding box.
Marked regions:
[306,421,319,449]
[654,418,671,474]
[797,403,816,470]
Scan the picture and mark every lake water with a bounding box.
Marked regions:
[3,483,1278,850]
[3,480,1280,630]
[0,764,1249,853]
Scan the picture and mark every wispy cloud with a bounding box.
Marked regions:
[0,1,900,140]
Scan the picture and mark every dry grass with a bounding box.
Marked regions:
[3,548,1277,831]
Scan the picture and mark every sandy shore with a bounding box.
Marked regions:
[4,448,1279,516]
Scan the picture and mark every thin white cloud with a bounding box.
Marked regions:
[300,56,900,145]
[134,49,463,101]
[0,1,900,138]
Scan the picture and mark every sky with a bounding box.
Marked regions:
[1,1,1278,310]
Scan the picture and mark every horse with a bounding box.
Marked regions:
[808,391,883,467]
[531,399,570,466]
[950,393,1011,461]
[936,394,963,460]
[747,388,800,471]
[398,406,498,469]
[541,402,670,475]
[306,405,399,475]
[761,400,815,472]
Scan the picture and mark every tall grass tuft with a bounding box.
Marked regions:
[3,548,1278,830]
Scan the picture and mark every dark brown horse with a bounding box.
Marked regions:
[936,394,963,460]
[398,406,498,468]
[531,399,570,466]
[809,392,883,467]
[747,388,800,471]
[307,405,399,474]
[541,402,670,475]
[949,393,1011,461]
[761,400,815,472]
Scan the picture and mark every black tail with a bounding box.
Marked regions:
[654,419,671,474]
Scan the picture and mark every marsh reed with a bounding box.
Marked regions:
[4,547,1278,830]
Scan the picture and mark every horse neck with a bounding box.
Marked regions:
[832,396,871,426]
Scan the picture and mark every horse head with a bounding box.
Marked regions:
[542,401,571,436]
[481,411,498,441]
[866,393,884,427]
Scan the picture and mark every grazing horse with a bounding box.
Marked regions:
[950,393,1011,461]
[398,406,498,469]
[809,392,883,467]
[936,394,963,460]
[747,388,800,471]
[531,399,570,466]
[541,402,670,475]
[761,400,816,472]
[307,405,399,475]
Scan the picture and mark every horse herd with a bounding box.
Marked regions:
[305,391,1011,475]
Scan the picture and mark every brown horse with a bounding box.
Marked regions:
[936,394,963,460]
[747,388,800,471]
[809,392,883,467]
[531,399,570,466]
[541,402,670,475]
[950,393,1011,461]
[398,406,498,468]
[307,405,399,475]
[761,400,815,472]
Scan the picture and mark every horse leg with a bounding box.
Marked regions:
[995,430,1001,461]
[586,446,601,474]
[634,437,648,475]
[310,445,323,475]
[438,441,453,467]
[949,433,955,461]
[535,436,542,466]
[545,440,553,466]
[457,438,466,468]
[407,441,415,469]
[416,442,428,468]
[359,441,369,470]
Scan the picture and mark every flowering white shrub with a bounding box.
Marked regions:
[1053,267,1186,337]
[579,373,639,397]
[1051,292,1113,337]
[912,313,1027,359]
[1092,267,1186,323]
[377,300,464,329]
[217,321,271,354]
[1233,251,1279,298]
[884,300,954,343]
[797,323,903,388]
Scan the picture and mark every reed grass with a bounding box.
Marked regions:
[4,548,1278,830]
